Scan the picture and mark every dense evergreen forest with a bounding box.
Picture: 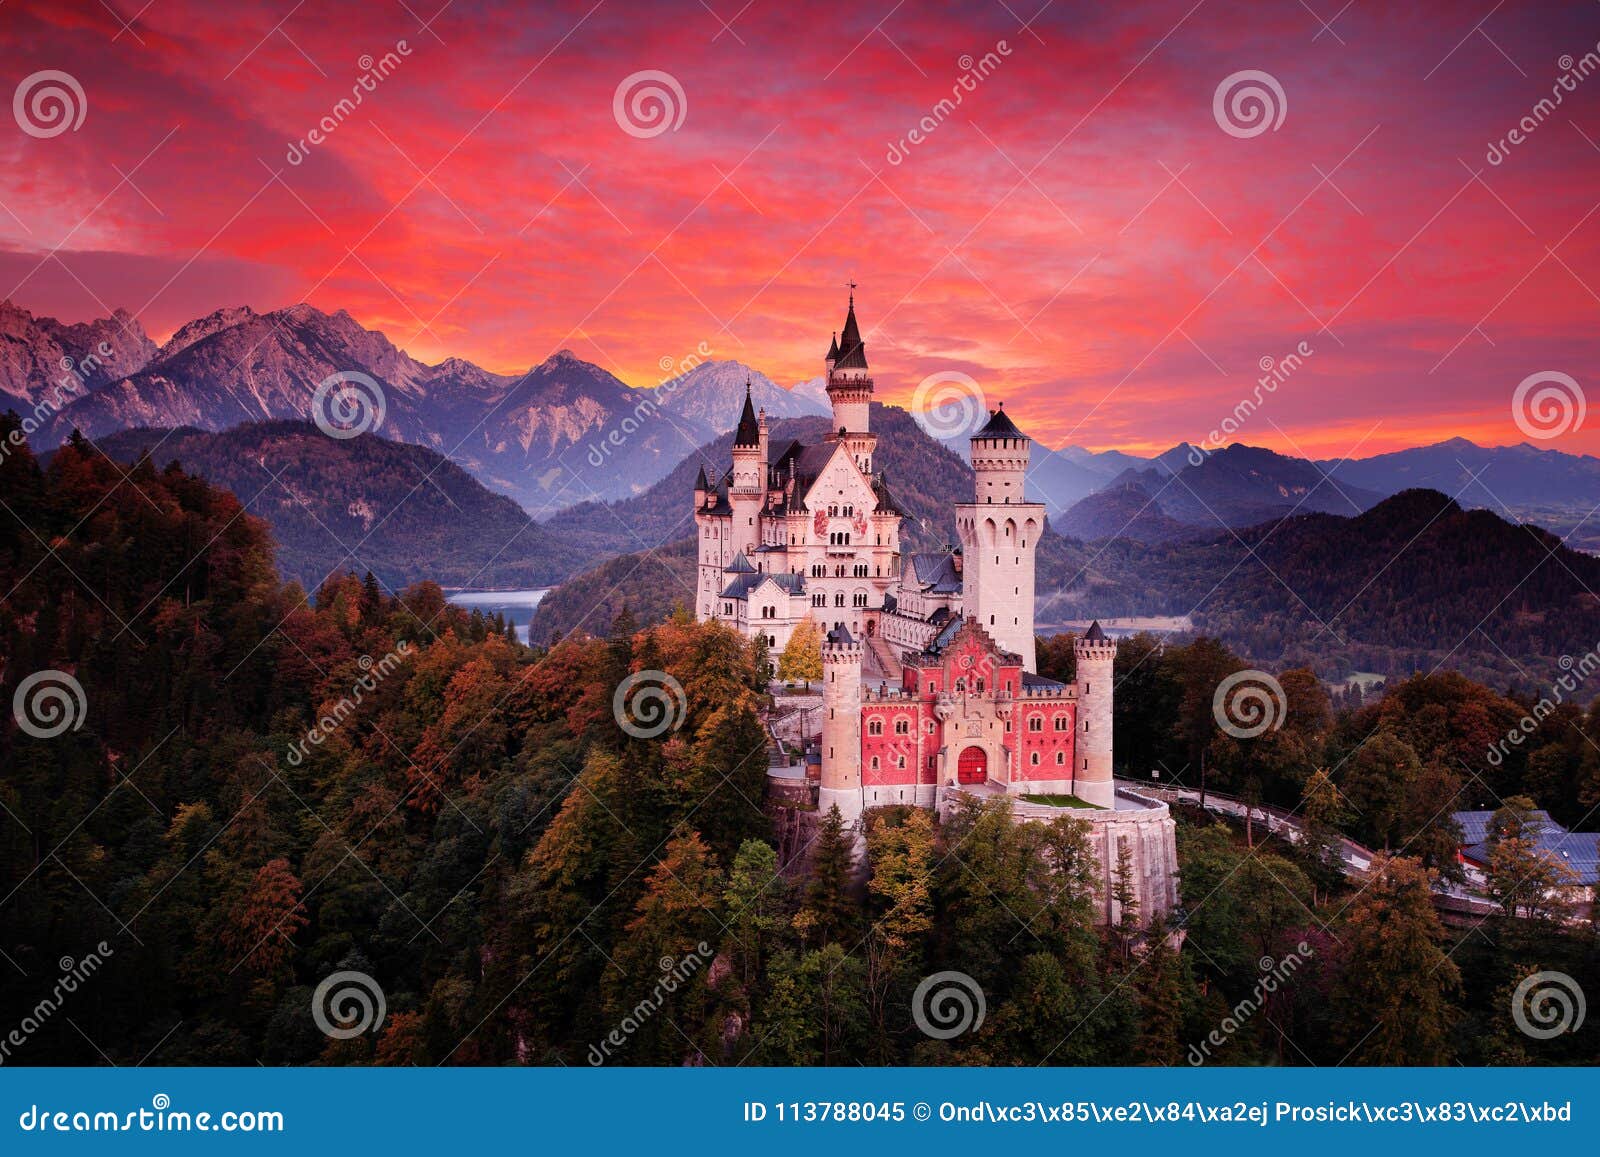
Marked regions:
[3,416,1598,1066]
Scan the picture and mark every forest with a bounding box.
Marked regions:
[2,417,1598,1066]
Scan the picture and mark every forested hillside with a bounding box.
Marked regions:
[81,423,590,590]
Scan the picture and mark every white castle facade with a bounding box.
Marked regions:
[693,295,1177,922]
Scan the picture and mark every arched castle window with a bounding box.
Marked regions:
[1028,715,1043,732]
[1030,752,1040,766]
[868,720,883,736]
[894,719,909,735]
[1055,751,1065,765]
[1054,716,1069,732]
[870,757,880,770]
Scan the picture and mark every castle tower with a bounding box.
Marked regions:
[1073,621,1116,808]
[954,405,1044,671]
[819,624,864,824]
[729,381,764,555]
[827,292,873,434]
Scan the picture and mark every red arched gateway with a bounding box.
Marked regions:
[957,746,988,785]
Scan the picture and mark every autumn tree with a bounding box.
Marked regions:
[1485,796,1577,922]
[777,618,823,684]
[1330,855,1460,1064]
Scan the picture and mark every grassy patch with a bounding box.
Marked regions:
[1020,793,1102,809]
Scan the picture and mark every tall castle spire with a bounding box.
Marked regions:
[826,288,873,437]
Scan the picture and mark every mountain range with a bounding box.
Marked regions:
[2,299,828,515]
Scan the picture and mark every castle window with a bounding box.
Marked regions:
[1028,715,1043,732]
[1055,751,1065,765]
[868,720,883,736]
[1030,752,1040,766]
[894,719,909,735]
[896,755,906,769]
[976,679,985,692]
[870,757,879,770]
[1083,720,1090,732]
[1055,716,1068,732]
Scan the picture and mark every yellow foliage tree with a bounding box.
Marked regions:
[778,618,823,684]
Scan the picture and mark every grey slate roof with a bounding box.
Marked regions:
[719,571,807,600]
[909,553,961,594]
[1454,809,1600,885]
[975,405,1026,440]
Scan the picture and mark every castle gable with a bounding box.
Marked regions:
[800,440,875,514]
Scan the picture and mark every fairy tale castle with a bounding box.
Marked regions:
[692,294,1177,922]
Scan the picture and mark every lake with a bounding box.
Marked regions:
[444,589,550,644]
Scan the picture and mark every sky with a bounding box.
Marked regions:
[1,0,1598,458]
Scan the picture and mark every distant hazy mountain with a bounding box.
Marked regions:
[1104,444,1386,530]
[0,299,158,406]
[1053,482,1199,543]
[654,360,828,430]
[83,422,588,591]
[1322,436,1600,509]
